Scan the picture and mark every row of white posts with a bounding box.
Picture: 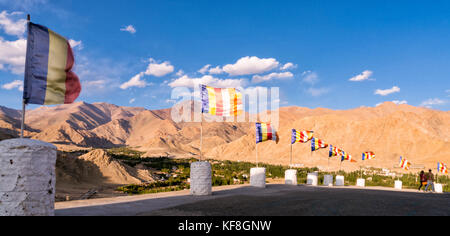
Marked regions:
[0,138,444,216]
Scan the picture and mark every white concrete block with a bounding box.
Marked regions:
[0,138,56,216]
[307,172,318,186]
[190,161,212,196]
[323,175,333,186]
[357,178,365,187]
[284,169,297,185]
[435,183,443,193]
[335,175,345,186]
[250,167,266,188]
[395,180,402,190]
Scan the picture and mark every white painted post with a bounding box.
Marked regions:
[307,172,318,186]
[357,178,366,187]
[394,180,403,190]
[335,175,345,186]
[285,169,297,185]
[250,167,266,188]
[190,161,212,196]
[323,175,333,186]
[0,138,57,216]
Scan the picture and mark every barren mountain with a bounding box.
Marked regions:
[0,101,449,172]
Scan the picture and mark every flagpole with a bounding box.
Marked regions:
[200,113,203,161]
[290,143,293,167]
[21,14,30,139]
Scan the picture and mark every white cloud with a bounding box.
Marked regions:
[168,75,246,89]
[374,86,400,96]
[306,87,330,97]
[198,64,211,74]
[144,58,174,77]
[120,72,147,89]
[222,56,279,76]
[349,70,374,82]
[2,80,23,91]
[0,11,27,37]
[209,66,223,74]
[252,72,293,83]
[281,62,296,70]
[376,100,408,107]
[68,39,83,50]
[0,37,27,74]
[83,80,106,89]
[302,71,319,84]
[420,98,447,108]
[129,98,136,104]
[175,70,184,76]
[120,25,136,34]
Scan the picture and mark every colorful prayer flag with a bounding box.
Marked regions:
[399,156,411,170]
[256,122,279,144]
[341,152,356,162]
[362,151,375,161]
[23,22,81,105]
[291,129,314,144]
[311,137,328,152]
[329,145,339,157]
[437,162,448,174]
[201,85,243,117]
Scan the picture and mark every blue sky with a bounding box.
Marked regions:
[0,0,449,111]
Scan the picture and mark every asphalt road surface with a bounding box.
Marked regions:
[56,184,449,216]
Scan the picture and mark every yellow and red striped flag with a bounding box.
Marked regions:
[201,85,243,117]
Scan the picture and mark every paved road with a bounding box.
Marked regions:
[56,184,450,216]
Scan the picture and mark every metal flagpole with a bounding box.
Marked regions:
[290,143,293,167]
[256,143,258,168]
[21,14,31,139]
[200,113,203,161]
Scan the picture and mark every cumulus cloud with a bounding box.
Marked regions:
[2,80,23,91]
[349,70,374,82]
[222,56,279,76]
[306,87,330,97]
[374,86,400,96]
[120,25,136,34]
[129,98,136,104]
[198,64,211,74]
[144,58,174,77]
[420,98,447,108]
[301,71,319,85]
[0,11,27,37]
[281,62,296,70]
[120,72,147,89]
[168,75,246,89]
[0,37,27,74]
[208,66,223,74]
[252,72,293,83]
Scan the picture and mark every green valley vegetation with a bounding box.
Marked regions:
[108,148,449,194]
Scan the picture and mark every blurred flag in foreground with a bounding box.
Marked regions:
[256,122,279,144]
[23,22,81,105]
[362,151,375,161]
[291,129,314,144]
[399,156,411,170]
[201,85,243,117]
